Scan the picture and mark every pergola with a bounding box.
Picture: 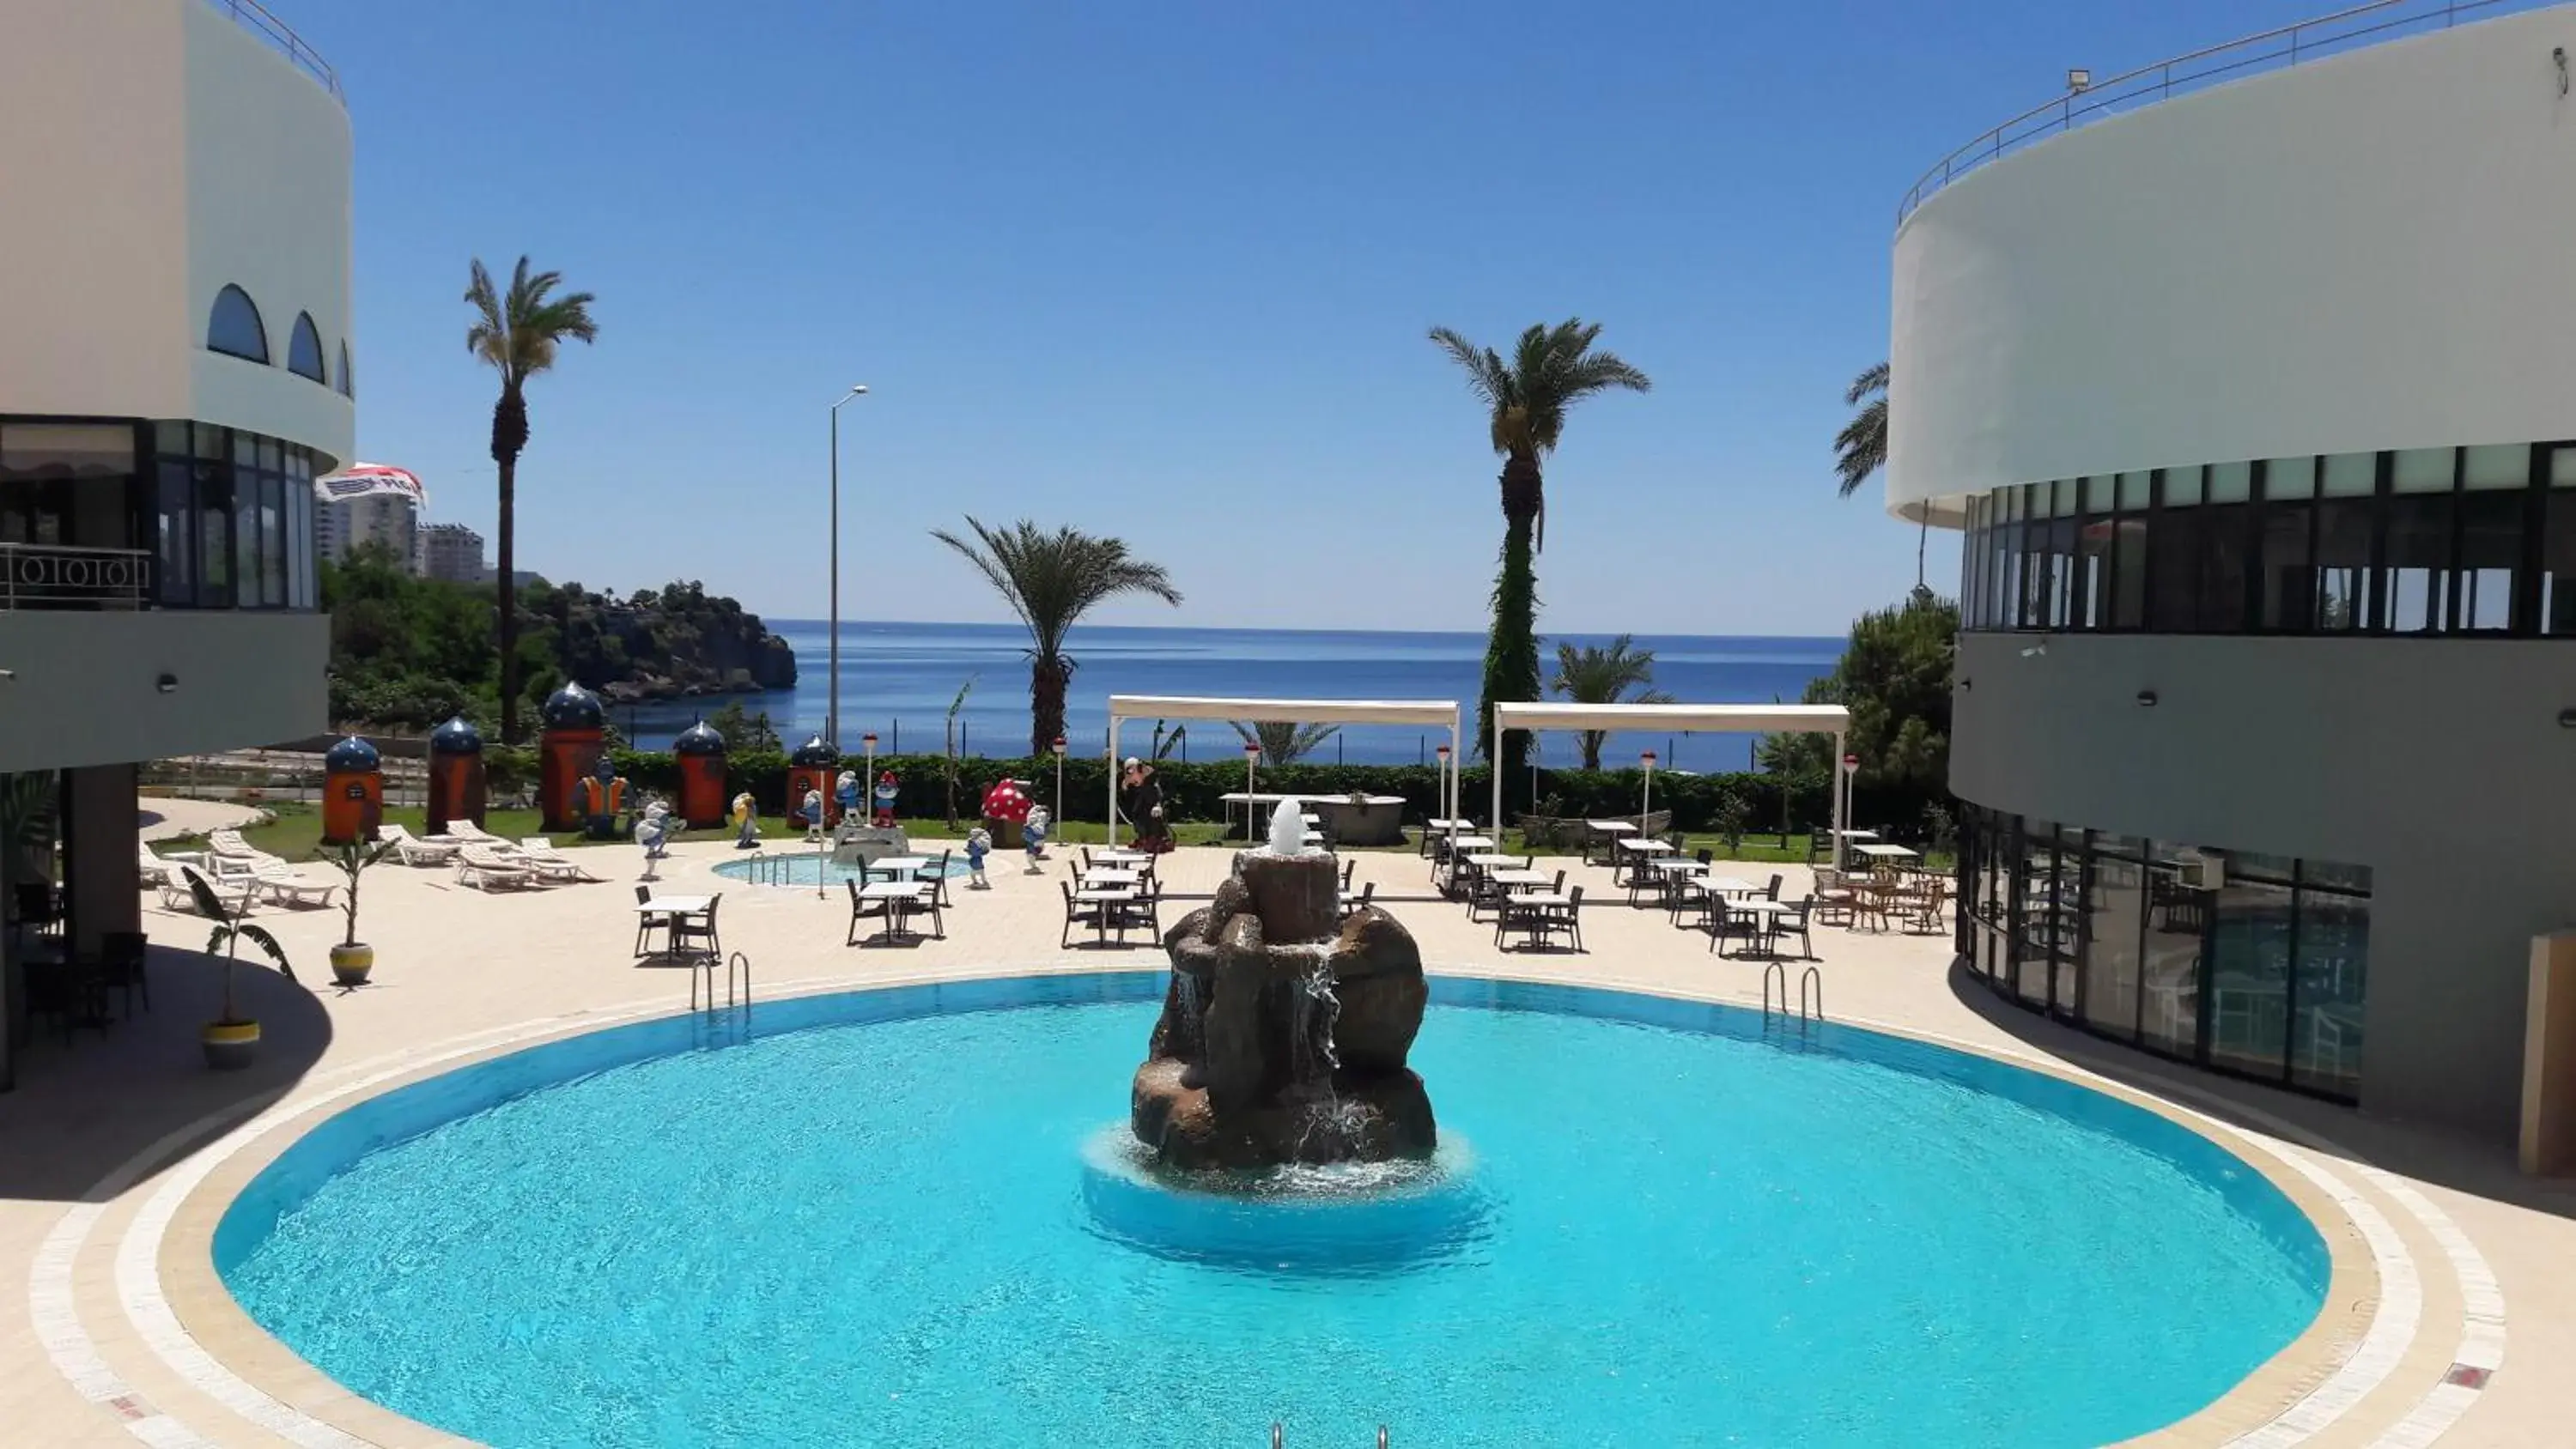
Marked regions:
[1104,695,1461,844]
[1488,701,1857,866]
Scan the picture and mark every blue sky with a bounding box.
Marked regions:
[300,0,2336,634]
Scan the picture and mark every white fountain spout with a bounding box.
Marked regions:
[1266,797,1306,857]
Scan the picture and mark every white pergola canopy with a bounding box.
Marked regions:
[1490,700,1859,868]
[1104,695,1463,843]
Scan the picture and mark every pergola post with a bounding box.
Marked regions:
[1489,705,1504,839]
[1832,728,1848,872]
[1106,714,1122,846]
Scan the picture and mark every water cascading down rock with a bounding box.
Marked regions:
[1131,801,1437,1169]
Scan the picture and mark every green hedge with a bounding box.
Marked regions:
[480,747,1923,839]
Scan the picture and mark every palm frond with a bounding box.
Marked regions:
[1230,719,1340,764]
[464,254,599,385]
[1844,361,1891,408]
[1433,318,1650,461]
[932,516,1182,663]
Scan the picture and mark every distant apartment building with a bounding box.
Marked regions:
[313,488,417,567]
[418,521,488,583]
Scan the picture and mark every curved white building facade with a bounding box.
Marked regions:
[1891,4,2576,1142]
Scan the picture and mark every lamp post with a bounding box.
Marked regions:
[1051,736,1066,828]
[1641,748,1656,831]
[827,385,869,749]
[1243,740,1261,842]
[862,731,878,825]
[1434,742,1452,833]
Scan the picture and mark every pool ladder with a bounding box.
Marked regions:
[690,949,753,1011]
[738,850,797,887]
[1761,959,1823,1031]
[1267,1425,1389,1447]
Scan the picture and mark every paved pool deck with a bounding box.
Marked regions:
[3,834,2569,1446]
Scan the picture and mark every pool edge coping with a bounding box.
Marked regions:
[131,958,2383,1449]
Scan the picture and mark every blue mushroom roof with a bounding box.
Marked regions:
[429,715,484,755]
[541,682,605,730]
[789,733,840,767]
[674,718,726,756]
[324,735,380,771]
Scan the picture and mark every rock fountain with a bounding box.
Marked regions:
[1130,800,1436,1169]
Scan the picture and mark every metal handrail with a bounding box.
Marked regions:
[1898,0,2520,223]
[201,0,343,105]
[0,543,152,611]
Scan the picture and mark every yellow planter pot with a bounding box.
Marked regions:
[201,1019,260,1070]
[329,943,374,987]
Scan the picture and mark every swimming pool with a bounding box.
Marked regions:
[710,851,975,888]
[216,973,2329,1447]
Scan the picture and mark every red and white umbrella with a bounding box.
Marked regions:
[981,779,1032,823]
[315,463,426,507]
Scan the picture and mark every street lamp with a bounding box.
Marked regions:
[1641,748,1657,831]
[1434,742,1452,832]
[1243,740,1261,842]
[1051,736,1066,828]
[827,385,870,749]
[861,731,878,828]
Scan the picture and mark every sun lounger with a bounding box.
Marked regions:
[456,844,539,890]
[518,837,603,883]
[159,864,254,916]
[380,823,462,867]
[247,859,339,909]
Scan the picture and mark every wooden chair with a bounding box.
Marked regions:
[1812,868,1857,926]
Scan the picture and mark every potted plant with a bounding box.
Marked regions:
[185,867,291,1070]
[326,838,396,986]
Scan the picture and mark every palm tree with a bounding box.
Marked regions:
[1230,720,1340,765]
[465,256,598,743]
[1427,319,1650,800]
[931,517,1183,754]
[1550,635,1674,770]
[1836,360,1927,588]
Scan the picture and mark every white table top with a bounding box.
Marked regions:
[1427,818,1475,832]
[1512,890,1575,907]
[1828,828,1880,841]
[1852,843,1920,858]
[856,881,926,900]
[637,895,711,914]
[867,857,928,876]
[1704,876,1761,895]
[1615,838,1674,855]
[1466,853,1520,869]
[1447,835,1495,852]
[1485,868,1551,889]
[1084,868,1139,888]
[1091,849,1150,865]
[1733,898,1791,916]
[1072,887,1137,903]
[1586,820,1639,834]
[1649,858,1709,875]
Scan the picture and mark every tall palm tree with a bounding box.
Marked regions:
[1427,319,1649,799]
[1230,720,1340,765]
[931,517,1183,754]
[1550,635,1674,770]
[465,256,598,743]
[1836,360,1927,587]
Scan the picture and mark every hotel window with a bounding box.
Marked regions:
[2541,446,2576,634]
[2382,447,2456,632]
[2081,834,2146,1040]
[2111,471,2152,628]
[2457,443,2529,632]
[2201,462,2253,632]
[2315,452,2377,632]
[207,285,270,363]
[287,313,327,385]
[2257,456,2316,632]
[338,341,354,398]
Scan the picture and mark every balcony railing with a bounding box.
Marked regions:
[201,0,343,105]
[1898,0,2526,224]
[0,543,151,611]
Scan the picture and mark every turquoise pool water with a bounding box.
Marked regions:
[710,852,974,887]
[216,975,2328,1448]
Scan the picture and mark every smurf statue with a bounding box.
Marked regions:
[1022,804,1051,871]
[964,825,993,889]
[798,784,826,842]
[731,791,759,850]
[835,769,861,828]
[634,797,676,860]
[872,770,901,828]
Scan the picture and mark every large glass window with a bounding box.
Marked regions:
[2258,457,2316,632]
[2081,834,2145,1039]
[2315,452,2377,632]
[2543,447,2576,635]
[287,313,327,385]
[207,286,269,363]
[2291,861,2371,1098]
[2208,853,2296,1080]
[2141,844,2206,1060]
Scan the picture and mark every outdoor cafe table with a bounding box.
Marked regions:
[1072,886,1139,945]
[1851,844,1919,864]
[1583,819,1638,864]
[1612,836,1674,883]
[1466,853,1520,870]
[634,895,711,955]
[1091,848,1151,869]
[864,857,928,882]
[1485,867,1550,891]
[1083,867,1139,890]
[854,881,933,943]
[1727,898,1793,955]
[1445,834,1495,853]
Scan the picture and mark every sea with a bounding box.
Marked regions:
[616,621,1839,771]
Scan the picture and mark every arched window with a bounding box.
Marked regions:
[287,312,326,384]
[206,285,269,363]
[337,340,354,397]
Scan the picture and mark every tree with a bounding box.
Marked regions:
[705,700,783,754]
[465,255,598,743]
[1759,591,1958,828]
[1549,634,1674,770]
[1428,319,1649,804]
[930,516,1183,754]
[1230,720,1340,765]
[1834,360,1928,589]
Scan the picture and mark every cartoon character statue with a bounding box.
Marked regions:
[964,826,993,889]
[872,770,900,828]
[731,791,760,850]
[835,769,861,828]
[577,756,626,840]
[634,797,676,859]
[1022,803,1051,870]
[798,785,827,842]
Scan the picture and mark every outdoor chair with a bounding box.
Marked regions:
[1340,879,1376,922]
[918,851,954,907]
[1704,896,1756,955]
[1340,857,1358,893]
[135,844,175,889]
[518,838,604,884]
[1773,895,1818,960]
[669,894,722,961]
[1904,874,1951,934]
[456,844,538,891]
[1110,880,1160,942]
[1493,887,1550,951]
[14,881,61,942]
[1060,882,1109,949]
[1854,870,1904,932]
[98,930,149,1016]
[1812,868,1856,926]
[1765,872,1784,901]
[1547,884,1587,952]
[637,885,669,955]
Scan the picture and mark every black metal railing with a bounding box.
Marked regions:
[0,543,151,611]
[202,0,343,104]
[1899,0,2522,223]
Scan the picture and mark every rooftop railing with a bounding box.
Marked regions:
[201,0,343,105]
[0,543,151,612]
[1897,0,2528,225]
